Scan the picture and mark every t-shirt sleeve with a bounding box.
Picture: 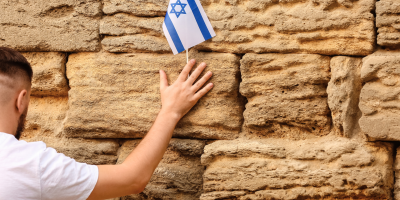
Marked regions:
[39,147,99,200]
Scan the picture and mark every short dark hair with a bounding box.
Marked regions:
[0,47,33,83]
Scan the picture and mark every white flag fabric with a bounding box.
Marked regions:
[163,0,216,55]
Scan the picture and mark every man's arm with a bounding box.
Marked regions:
[87,59,213,200]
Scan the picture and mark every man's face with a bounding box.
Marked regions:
[15,106,28,140]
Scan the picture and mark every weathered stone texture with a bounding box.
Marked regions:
[377,0,400,48]
[327,57,362,138]
[0,0,101,51]
[359,50,400,141]
[201,137,394,200]
[103,0,169,16]
[21,52,69,96]
[200,0,376,55]
[101,0,375,55]
[20,97,119,165]
[64,50,243,139]
[240,53,331,140]
[100,14,168,53]
[100,14,163,36]
[117,139,205,200]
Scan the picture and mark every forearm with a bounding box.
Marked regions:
[120,109,180,186]
[90,110,180,199]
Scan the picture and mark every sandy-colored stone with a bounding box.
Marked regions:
[0,0,100,52]
[200,0,375,55]
[377,0,400,48]
[100,14,163,36]
[359,50,400,141]
[103,0,169,17]
[100,14,168,53]
[21,52,69,96]
[20,97,119,165]
[64,50,243,139]
[327,57,362,138]
[101,0,375,55]
[201,137,394,200]
[102,35,170,53]
[240,53,331,140]
[117,139,205,200]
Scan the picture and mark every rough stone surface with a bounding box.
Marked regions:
[327,57,362,138]
[201,137,394,200]
[240,53,331,140]
[100,14,168,53]
[101,0,375,55]
[22,52,69,96]
[199,0,376,56]
[359,50,400,141]
[20,97,119,165]
[117,139,205,200]
[103,0,169,17]
[64,50,243,139]
[100,14,163,36]
[376,0,400,48]
[0,0,101,51]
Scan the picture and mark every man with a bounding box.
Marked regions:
[0,47,214,199]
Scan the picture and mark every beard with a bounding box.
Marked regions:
[14,109,27,140]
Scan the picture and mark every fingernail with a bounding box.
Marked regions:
[209,83,213,87]
[191,59,196,63]
[208,71,212,75]
[201,62,207,67]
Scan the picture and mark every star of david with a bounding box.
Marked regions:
[170,0,187,18]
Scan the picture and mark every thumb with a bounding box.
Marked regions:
[159,70,168,91]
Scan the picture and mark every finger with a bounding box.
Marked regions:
[159,70,168,91]
[178,59,196,82]
[194,83,213,100]
[187,62,207,85]
[191,71,212,92]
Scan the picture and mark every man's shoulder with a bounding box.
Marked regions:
[0,132,47,160]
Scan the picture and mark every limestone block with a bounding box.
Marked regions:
[0,0,101,52]
[359,50,400,141]
[377,0,400,48]
[201,137,394,199]
[100,14,168,53]
[100,14,163,36]
[103,0,169,17]
[21,52,69,96]
[64,50,243,139]
[200,0,375,55]
[327,57,362,137]
[240,53,331,140]
[101,0,375,55]
[117,139,205,200]
[20,97,119,165]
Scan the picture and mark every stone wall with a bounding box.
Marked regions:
[3,0,400,199]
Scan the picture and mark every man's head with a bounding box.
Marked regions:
[0,47,32,140]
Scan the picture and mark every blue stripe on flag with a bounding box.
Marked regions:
[164,13,185,53]
[187,0,212,41]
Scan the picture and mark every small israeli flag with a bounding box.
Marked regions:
[163,0,216,55]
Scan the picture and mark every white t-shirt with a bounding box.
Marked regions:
[0,132,99,200]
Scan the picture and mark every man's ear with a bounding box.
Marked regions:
[16,89,29,114]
